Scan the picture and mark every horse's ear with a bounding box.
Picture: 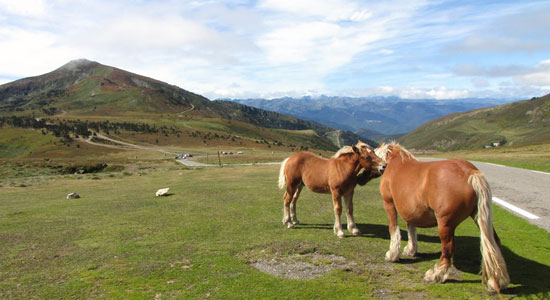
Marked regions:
[352,146,360,154]
[378,142,385,148]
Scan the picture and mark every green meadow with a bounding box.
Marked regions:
[1,163,549,299]
[423,142,550,172]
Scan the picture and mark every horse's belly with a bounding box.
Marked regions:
[308,185,331,194]
[400,207,437,228]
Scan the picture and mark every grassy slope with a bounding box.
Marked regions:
[1,164,549,299]
[421,142,550,172]
[0,112,338,161]
[400,95,550,151]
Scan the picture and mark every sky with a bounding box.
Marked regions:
[1,0,549,100]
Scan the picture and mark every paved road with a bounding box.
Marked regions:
[420,158,550,232]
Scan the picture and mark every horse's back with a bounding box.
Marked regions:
[285,152,330,192]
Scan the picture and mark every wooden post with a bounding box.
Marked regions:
[206,152,209,164]
[217,151,222,167]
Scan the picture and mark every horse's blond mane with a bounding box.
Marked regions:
[332,141,373,159]
[377,141,418,162]
[332,146,354,158]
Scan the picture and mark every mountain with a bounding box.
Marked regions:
[0,59,370,154]
[228,96,513,138]
[399,94,550,150]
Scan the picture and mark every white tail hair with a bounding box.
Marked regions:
[278,157,290,189]
[469,172,510,293]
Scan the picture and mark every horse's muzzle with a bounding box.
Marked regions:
[378,163,387,174]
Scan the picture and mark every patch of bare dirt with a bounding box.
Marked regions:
[240,242,357,280]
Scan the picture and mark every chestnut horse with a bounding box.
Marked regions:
[375,142,509,292]
[278,141,386,238]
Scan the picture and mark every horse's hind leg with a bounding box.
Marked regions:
[282,184,298,229]
[290,183,303,225]
[332,191,346,238]
[383,197,401,262]
[403,223,418,257]
[343,190,360,236]
[425,224,456,283]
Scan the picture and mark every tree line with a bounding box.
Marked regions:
[0,116,180,142]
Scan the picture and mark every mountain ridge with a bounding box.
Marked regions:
[227,96,515,138]
[0,59,372,152]
[398,94,550,150]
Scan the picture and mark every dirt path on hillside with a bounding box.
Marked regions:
[177,104,195,117]
[79,132,178,155]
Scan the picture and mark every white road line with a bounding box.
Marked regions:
[485,162,505,167]
[493,197,540,220]
[531,170,550,175]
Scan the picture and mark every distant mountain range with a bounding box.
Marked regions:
[399,94,550,150]
[227,96,514,138]
[0,59,370,152]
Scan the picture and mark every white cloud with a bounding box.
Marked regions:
[472,78,490,88]
[0,0,46,16]
[1,0,549,100]
[0,27,80,77]
[514,60,550,86]
[259,0,372,22]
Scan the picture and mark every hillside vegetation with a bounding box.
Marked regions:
[0,59,369,159]
[400,94,550,150]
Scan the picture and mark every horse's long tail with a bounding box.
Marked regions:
[278,157,290,189]
[469,171,510,293]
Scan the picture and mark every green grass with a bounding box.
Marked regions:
[0,128,54,159]
[400,95,550,151]
[423,142,550,172]
[1,164,549,299]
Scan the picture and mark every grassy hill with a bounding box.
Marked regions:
[0,59,368,159]
[399,94,550,151]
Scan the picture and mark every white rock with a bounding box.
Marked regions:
[67,192,80,199]
[156,188,170,197]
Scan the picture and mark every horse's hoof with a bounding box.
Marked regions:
[384,250,399,262]
[291,219,300,225]
[424,269,436,283]
[402,246,417,257]
[351,229,361,236]
[335,231,345,238]
[286,223,296,229]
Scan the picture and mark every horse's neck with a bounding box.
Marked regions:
[337,155,362,175]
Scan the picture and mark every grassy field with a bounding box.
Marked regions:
[422,142,550,172]
[1,163,549,299]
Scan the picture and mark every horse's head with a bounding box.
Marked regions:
[352,140,386,175]
[374,142,393,162]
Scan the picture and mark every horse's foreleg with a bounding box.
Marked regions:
[290,184,303,225]
[383,199,401,262]
[332,192,345,238]
[403,223,418,257]
[425,224,456,283]
[343,191,360,236]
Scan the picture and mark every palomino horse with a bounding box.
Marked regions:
[375,142,509,292]
[278,141,386,238]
